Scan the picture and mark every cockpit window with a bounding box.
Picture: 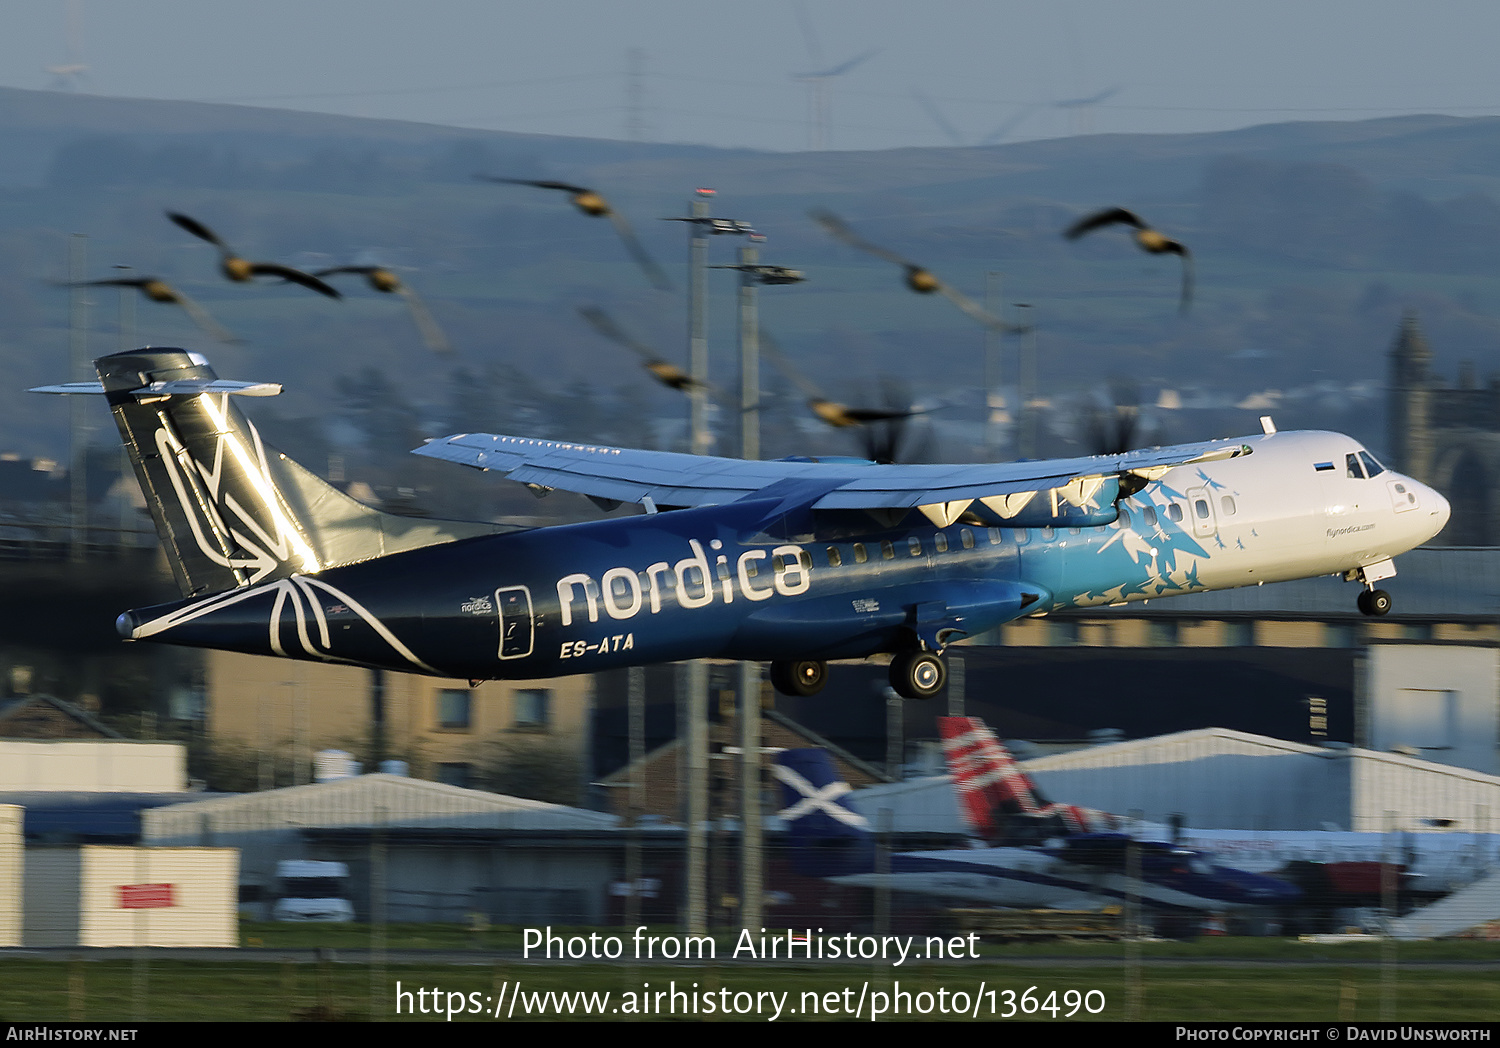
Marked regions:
[1359,451,1385,478]
[1346,453,1366,479]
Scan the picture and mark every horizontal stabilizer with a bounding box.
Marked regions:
[31,379,282,399]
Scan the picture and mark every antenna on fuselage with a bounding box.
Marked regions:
[1260,416,1276,435]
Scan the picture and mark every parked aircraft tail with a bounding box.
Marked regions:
[33,348,501,597]
[938,716,1121,842]
[773,749,875,877]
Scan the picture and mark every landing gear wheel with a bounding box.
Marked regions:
[1357,589,1392,617]
[889,650,947,700]
[770,659,827,696]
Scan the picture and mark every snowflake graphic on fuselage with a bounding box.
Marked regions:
[1071,480,1211,606]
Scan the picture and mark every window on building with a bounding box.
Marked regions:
[436,762,472,788]
[514,688,551,729]
[1224,620,1256,646]
[437,688,471,730]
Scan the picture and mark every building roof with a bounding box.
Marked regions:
[143,772,618,840]
[834,727,1500,835]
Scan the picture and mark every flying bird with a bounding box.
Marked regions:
[313,266,452,354]
[809,209,1032,336]
[1064,207,1194,313]
[166,212,341,299]
[67,276,239,344]
[480,177,672,292]
[577,306,708,394]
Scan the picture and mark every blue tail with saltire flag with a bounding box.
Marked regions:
[774,749,876,877]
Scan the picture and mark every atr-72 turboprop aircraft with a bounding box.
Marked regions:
[36,349,1450,698]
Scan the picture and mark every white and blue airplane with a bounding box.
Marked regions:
[35,348,1449,698]
[773,748,1301,913]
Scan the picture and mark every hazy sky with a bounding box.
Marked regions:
[4,1,1500,152]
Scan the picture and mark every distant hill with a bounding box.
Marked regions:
[5,85,1500,510]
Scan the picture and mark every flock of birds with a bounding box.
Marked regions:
[66,183,1193,462]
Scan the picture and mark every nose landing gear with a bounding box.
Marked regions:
[1346,560,1396,617]
[1357,588,1392,617]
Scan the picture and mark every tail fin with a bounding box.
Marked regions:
[773,749,874,877]
[938,716,1117,840]
[33,348,499,597]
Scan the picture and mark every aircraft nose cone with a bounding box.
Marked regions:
[1433,487,1452,536]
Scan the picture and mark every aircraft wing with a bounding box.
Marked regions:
[414,432,1252,518]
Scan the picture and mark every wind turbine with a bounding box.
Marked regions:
[791,1,876,150]
[1053,86,1119,135]
[45,0,89,93]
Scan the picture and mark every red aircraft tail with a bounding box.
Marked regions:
[938,717,1117,840]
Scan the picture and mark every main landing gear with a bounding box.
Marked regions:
[889,650,947,700]
[770,659,827,697]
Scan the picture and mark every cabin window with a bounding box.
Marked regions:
[1167,503,1184,523]
[853,543,868,564]
[987,527,1002,545]
[798,550,813,572]
[881,540,895,560]
[909,536,922,556]
[1068,527,1081,536]
[934,532,949,553]
[1220,495,1237,516]
[1117,506,1132,528]
[743,559,759,577]
[1194,499,1210,520]
[960,528,975,549]
[1143,505,1158,527]
[827,546,842,567]
[1040,527,1055,540]
[1013,528,1030,546]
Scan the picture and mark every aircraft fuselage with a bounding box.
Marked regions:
[120,429,1449,683]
